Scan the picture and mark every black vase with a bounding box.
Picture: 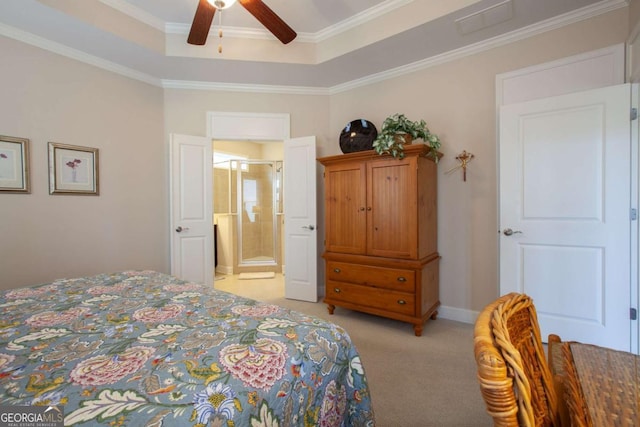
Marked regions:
[339,119,378,153]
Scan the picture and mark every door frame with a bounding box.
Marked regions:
[207,112,291,277]
[208,112,290,141]
[207,111,320,279]
[632,85,639,354]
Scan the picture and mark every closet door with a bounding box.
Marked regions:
[500,84,631,351]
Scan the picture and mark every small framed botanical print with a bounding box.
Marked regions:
[0,135,30,193]
[48,142,99,195]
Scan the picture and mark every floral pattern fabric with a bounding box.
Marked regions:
[0,271,375,426]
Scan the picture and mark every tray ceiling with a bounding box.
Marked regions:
[0,0,623,92]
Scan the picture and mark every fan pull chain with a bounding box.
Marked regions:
[217,10,223,54]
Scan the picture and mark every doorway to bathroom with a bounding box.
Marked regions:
[213,141,284,276]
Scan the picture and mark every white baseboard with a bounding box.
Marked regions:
[437,305,479,325]
[215,265,233,275]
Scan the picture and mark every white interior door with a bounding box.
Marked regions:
[170,134,213,286]
[499,84,632,351]
[284,136,317,302]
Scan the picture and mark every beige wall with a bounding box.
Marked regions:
[631,0,640,32]
[0,37,166,289]
[0,6,633,318]
[629,0,640,83]
[164,88,330,282]
[163,90,331,143]
[329,7,629,312]
[214,140,262,158]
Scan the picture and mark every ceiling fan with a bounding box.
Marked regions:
[187,0,297,46]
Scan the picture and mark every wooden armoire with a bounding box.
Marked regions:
[318,144,440,336]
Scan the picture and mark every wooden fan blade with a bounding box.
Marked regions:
[238,0,297,44]
[188,0,216,45]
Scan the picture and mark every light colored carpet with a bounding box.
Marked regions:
[265,297,492,427]
[215,275,492,426]
[238,272,276,280]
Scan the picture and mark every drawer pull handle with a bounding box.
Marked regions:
[397,277,407,282]
[333,268,341,273]
[334,288,341,293]
[397,299,407,305]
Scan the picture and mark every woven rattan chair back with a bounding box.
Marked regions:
[474,293,560,427]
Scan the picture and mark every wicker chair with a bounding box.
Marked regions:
[548,334,589,427]
[473,293,560,426]
[547,334,572,427]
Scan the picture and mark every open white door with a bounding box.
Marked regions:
[170,134,213,286]
[499,84,632,351]
[284,136,317,301]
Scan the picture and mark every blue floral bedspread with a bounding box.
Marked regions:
[0,271,375,426]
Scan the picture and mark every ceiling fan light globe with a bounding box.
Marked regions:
[208,0,237,10]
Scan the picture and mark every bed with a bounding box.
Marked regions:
[0,270,375,426]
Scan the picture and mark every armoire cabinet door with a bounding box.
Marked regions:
[367,156,418,259]
[324,162,367,254]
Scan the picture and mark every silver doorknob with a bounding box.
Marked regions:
[503,228,522,236]
[302,225,315,231]
[175,226,190,233]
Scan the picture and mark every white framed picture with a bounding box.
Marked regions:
[48,142,99,195]
[0,135,30,193]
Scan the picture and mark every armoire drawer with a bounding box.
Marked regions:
[326,281,415,316]
[326,261,415,293]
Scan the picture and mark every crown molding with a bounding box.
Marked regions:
[162,79,329,95]
[330,0,629,94]
[165,22,315,43]
[140,0,411,44]
[313,0,412,42]
[1,0,629,96]
[0,22,161,87]
[99,0,165,31]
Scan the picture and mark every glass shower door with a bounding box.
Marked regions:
[238,161,277,266]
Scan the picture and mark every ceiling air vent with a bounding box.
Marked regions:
[455,0,514,35]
